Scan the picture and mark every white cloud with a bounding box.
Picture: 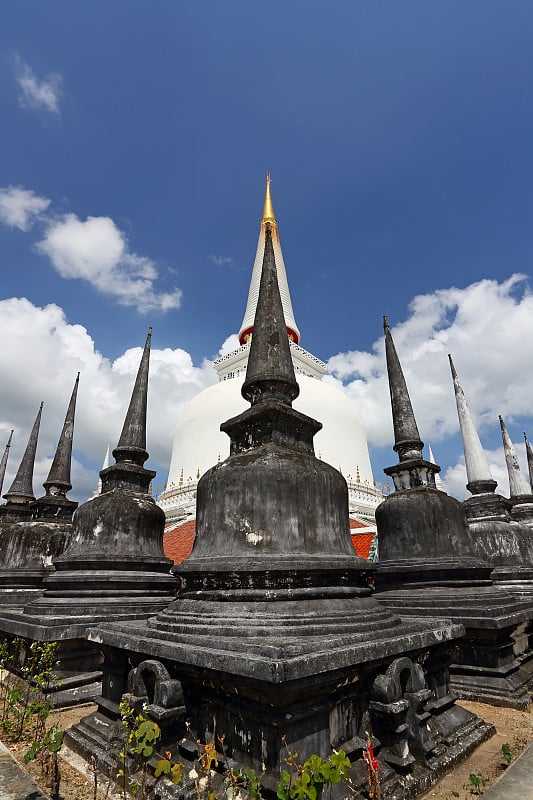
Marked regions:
[328,275,533,449]
[218,333,240,356]
[14,54,62,115]
[209,254,234,267]
[442,443,530,500]
[0,184,181,313]
[0,186,50,231]
[0,299,217,502]
[36,214,182,313]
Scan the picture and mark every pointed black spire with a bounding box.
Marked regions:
[383,316,423,461]
[0,430,13,497]
[42,374,79,498]
[241,223,299,407]
[524,433,533,492]
[113,328,151,466]
[3,403,43,503]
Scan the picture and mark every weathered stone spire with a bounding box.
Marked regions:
[0,430,13,497]
[449,354,497,495]
[500,415,531,497]
[114,328,151,467]
[43,374,79,498]
[3,403,43,503]
[179,215,368,578]
[524,433,533,491]
[383,316,423,462]
[241,223,299,407]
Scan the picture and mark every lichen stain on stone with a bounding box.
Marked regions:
[246,531,263,545]
[512,621,529,655]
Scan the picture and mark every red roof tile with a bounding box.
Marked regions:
[164,520,196,564]
[351,532,375,560]
[349,518,376,560]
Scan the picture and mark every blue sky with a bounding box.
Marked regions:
[1,2,533,501]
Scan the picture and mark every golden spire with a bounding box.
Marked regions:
[262,171,276,225]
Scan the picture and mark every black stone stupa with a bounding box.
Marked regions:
[0,377,79,607]
[375,318,533,709]
[0,403,43,523]
[525,433,533,491]
[67,224,491,798]
[0,430,13,498]
[0,330,174,704]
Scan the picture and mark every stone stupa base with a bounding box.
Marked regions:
[64,589,494,799]
[374,584,533,710]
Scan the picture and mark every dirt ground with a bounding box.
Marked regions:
[9,703,123,800]
[420,700,533,800]
[5,700,533,799]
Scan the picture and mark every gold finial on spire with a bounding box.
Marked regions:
[262,171,276,225]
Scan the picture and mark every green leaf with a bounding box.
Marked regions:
[292,773,317,800]
[155,758,171,777]
[329,750,350,782]
[171,762,184,784]
[502,743,512,764]
[277,770,291,800]
[23,742,41,764]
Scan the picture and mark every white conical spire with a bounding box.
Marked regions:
[499,416,531,497]
[428,444,444,490]
[449,355,496,493]
[92,445,110,498]
[239,173,300,346]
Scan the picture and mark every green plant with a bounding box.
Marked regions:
[0,637,59,744]
[277,737,351,800]
[225,766,264,800]
[465,773,484,795]
[118,698,184,799]
[116,698,353,800]
[0,637,63,797]
[501,742,512,765]
[24,724,64,800]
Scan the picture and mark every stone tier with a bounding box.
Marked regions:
[64,608,494,799]
[0,520,70,606]
[375,587,533,709]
